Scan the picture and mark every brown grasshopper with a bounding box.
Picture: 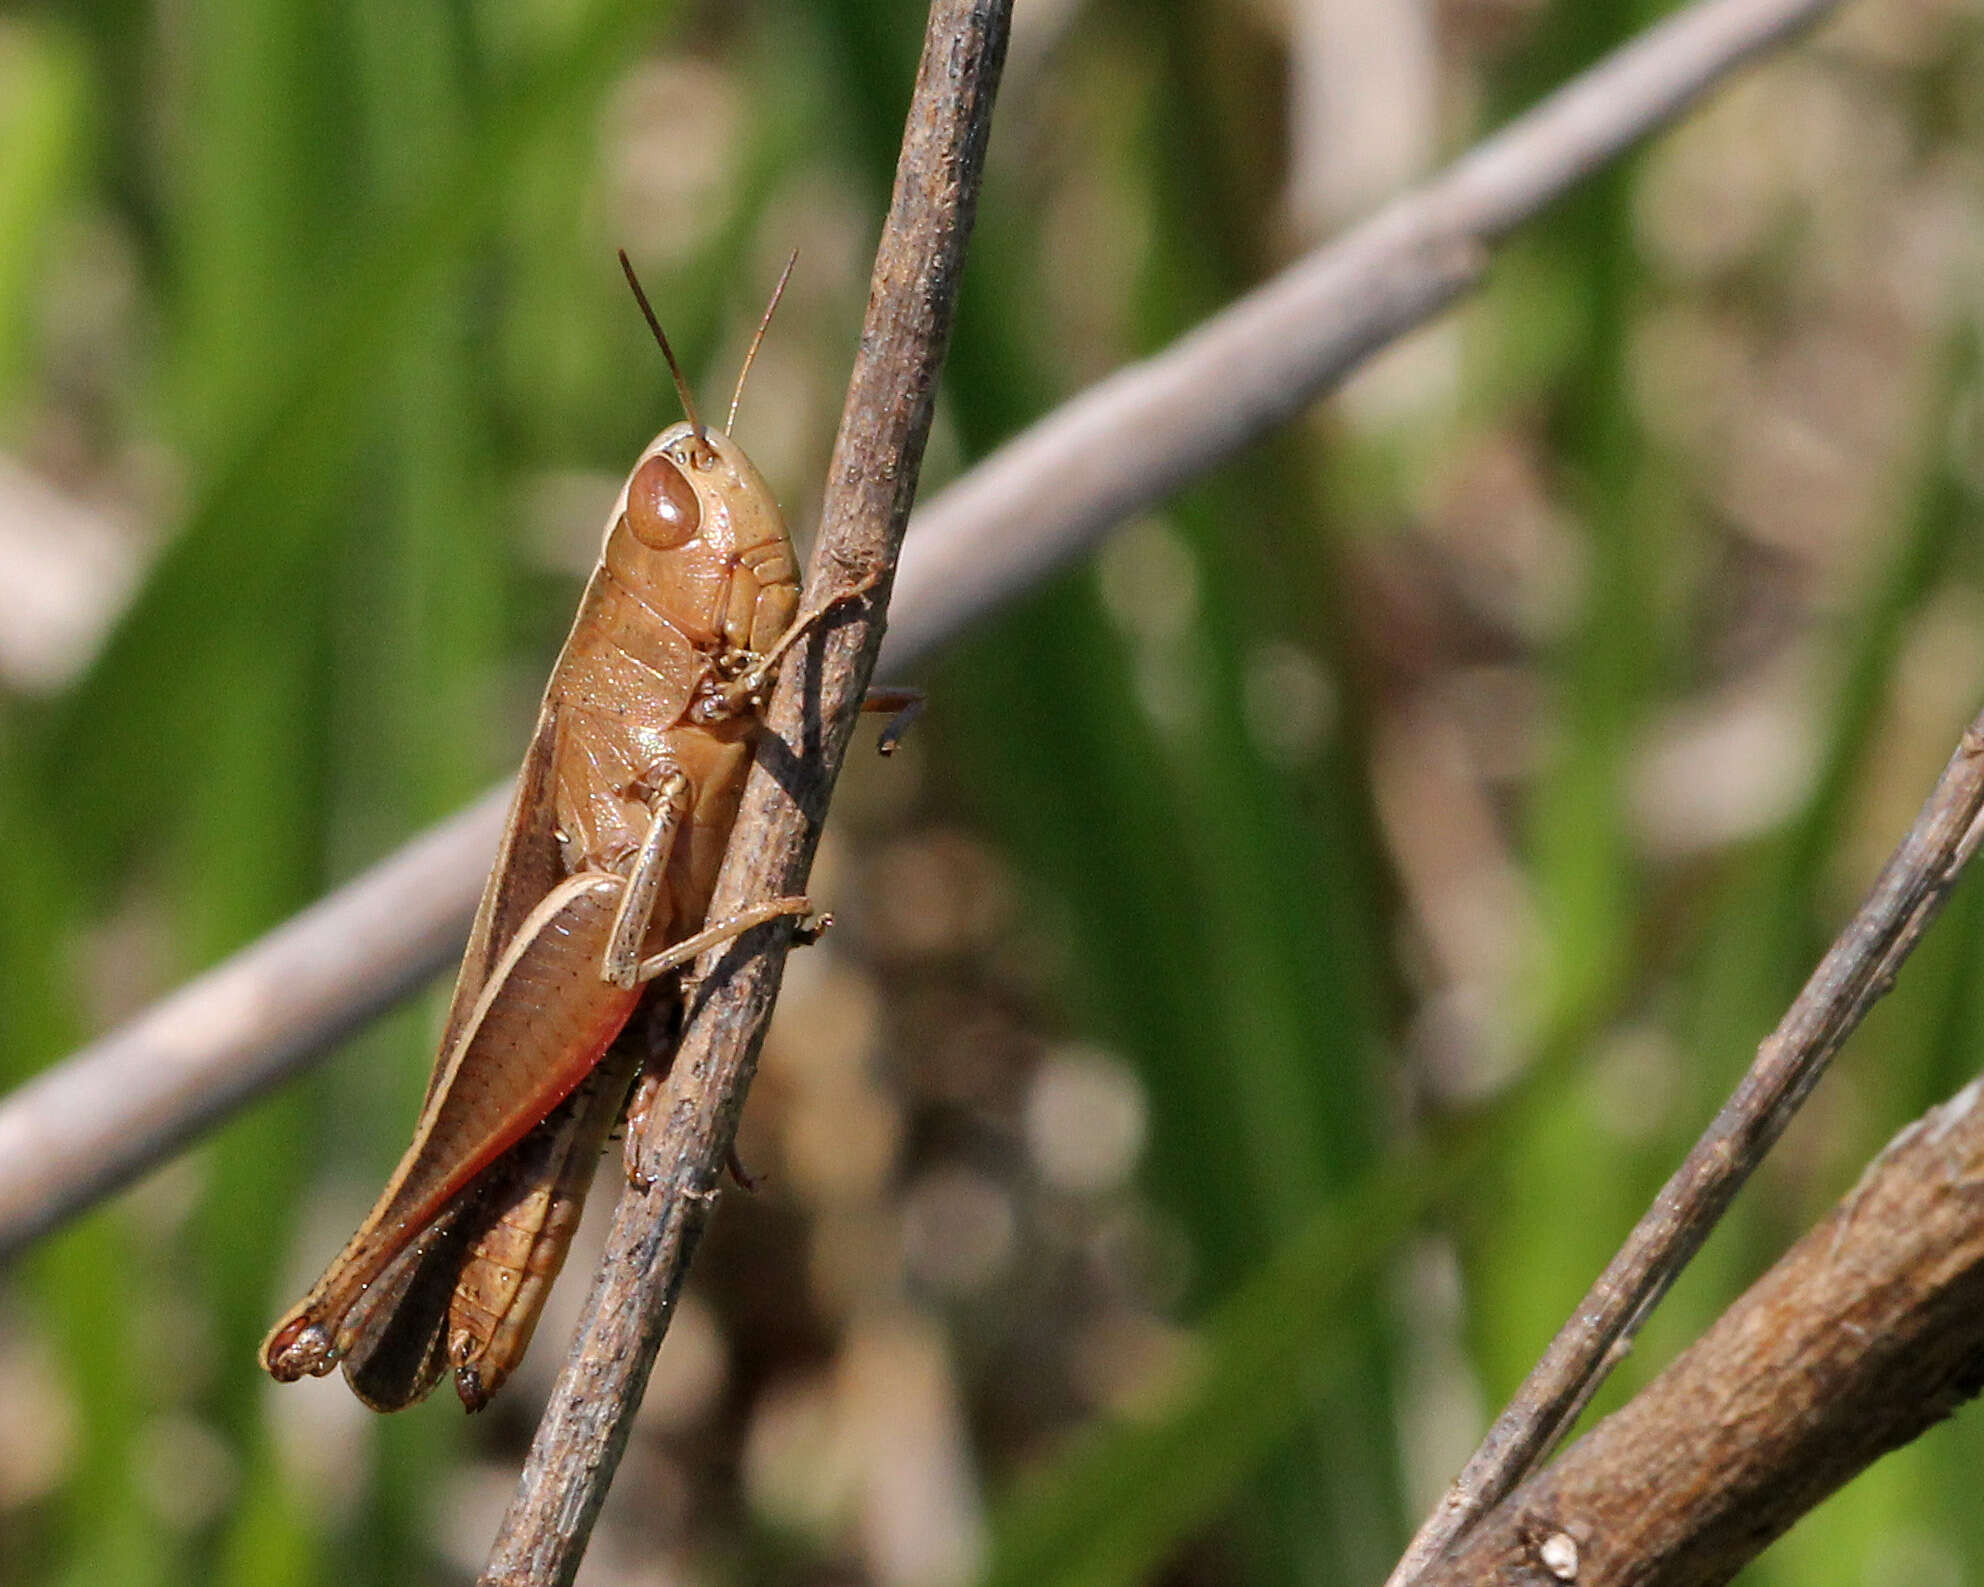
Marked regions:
[262,254,892,1410]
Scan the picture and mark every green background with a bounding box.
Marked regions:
[1,0,1982,1583]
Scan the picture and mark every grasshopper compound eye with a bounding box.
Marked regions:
[625,454,702,549]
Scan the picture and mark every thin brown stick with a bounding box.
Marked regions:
[1416,1072,1984,1587]
[0,0,1844,1260]
[1387,712,1984,1587]
[476,4,1010,1582]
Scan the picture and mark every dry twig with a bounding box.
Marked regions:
[881,0,1844,665]
[1416,1072,1984,1587]
[1389,712,1984,1586]
[477,3,1010,1581]
[0,790,505,1253]
[0,0,1845,1257]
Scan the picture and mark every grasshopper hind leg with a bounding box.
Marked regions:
[446,1037,645,1411]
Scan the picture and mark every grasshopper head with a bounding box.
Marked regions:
[607,253,802,660]
[602,423,800,657]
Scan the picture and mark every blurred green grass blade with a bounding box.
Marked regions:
[0,19,86,420]
[163,0,358,454]
[982,1223,1372,1587]
[1133,13,1402,1579]
[980,1061,1563,1587]
[31,1217,173,1587]
[0,737,80,1085]
[2,699,159,1583]
[1467,0,1668,1413]
[1519,167,1658,1032]
[342,0,505,828]
[1493,0,1665,1027]
[39,0,673,875]
[213,1459,313,1587]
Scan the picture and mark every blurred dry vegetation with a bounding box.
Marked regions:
[1,0,1983,1584]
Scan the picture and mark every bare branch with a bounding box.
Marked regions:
[475,4,1010,1582]
[880,0,1845,668]
[0,0,1845,1260]
[1417,1073,1984,1587]
[0,789,505,1254]
[1389,712,1984,1586]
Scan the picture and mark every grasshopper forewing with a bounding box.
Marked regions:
[261,255,852,1411]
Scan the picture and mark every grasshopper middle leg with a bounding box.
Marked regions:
[601,763,814,990]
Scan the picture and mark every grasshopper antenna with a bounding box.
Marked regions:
[618,249,706,450]
[727,250,799,436]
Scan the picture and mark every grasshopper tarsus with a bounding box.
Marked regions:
[864,686,925,755]
[622,1068,664,1190]
[724,1145,765,1193]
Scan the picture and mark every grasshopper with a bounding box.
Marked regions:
[262,255,884,1410]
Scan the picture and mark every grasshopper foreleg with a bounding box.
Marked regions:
[698,576,882,722]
